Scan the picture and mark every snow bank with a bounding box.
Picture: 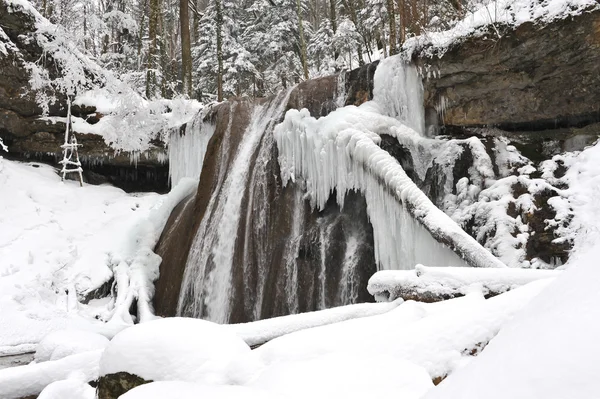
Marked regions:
[368,265,561,301]
[274,56,505,270]
[120,381,284,399]
[0,157,195,351]
[99,317,250,384]
[253,279,551,381]
[35,330,109,362]
[403,0,600,59]
[251,353,433,399]
[0,349,101,399]
[38,379,95,399]
[425,241,600,398]
[226,300,402,347]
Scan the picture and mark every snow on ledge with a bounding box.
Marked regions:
[403,0,600,59]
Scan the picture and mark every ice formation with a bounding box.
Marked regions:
[275,55,505,271]
[168,108,216,186]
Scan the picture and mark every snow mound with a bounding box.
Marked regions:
[425,244,600,399]
[99,317,251,383]
[35,329,109,362]
[38,379,95,399]
[120,381,284,399]
[424,140,600,399]
[250,353,433,399]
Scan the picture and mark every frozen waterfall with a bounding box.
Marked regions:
[275,55,505,271]
[177,89,295,323]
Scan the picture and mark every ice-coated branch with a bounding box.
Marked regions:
[368,265,561,302]
[275,105,507,270]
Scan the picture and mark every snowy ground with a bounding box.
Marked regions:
[0,156,194,356]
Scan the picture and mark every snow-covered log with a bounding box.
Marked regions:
[0,349,101,399]
[225,300,403,347]
[368,265,561,302]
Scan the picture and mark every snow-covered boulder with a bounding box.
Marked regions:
[35,330,109,362]
[97,317,251,398]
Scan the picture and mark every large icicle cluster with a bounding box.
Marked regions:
[168,109,216,186]
[274,55,505,271]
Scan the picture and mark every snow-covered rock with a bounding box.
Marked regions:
[99,317,251,384]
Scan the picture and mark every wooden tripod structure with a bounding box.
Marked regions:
[59,99,84,187]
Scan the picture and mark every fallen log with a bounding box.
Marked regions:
[368,265,561,302]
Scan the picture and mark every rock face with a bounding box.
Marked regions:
[0,0,168,192]
[417,9,600,130]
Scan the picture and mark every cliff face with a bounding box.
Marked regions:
[0,0,169,192]
[155,11,600,320]
[417,9,600,130]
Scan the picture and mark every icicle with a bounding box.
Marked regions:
[168,113,216,187]
[372,55,426,136]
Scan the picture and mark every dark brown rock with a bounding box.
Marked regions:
[96,372,151,399]
[417,9,600,130]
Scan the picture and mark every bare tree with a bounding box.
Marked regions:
[180,0,193,96]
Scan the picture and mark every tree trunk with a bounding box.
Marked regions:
[397,0,406,44]
[340,0,365,66]
[215,0,224,101]
[180,0,193,96]
[329,0,337,32]
[295,0,309,80]
[386,0,397,55]
[146,0,160,98]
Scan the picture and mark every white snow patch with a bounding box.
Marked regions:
[250,353,433,399]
